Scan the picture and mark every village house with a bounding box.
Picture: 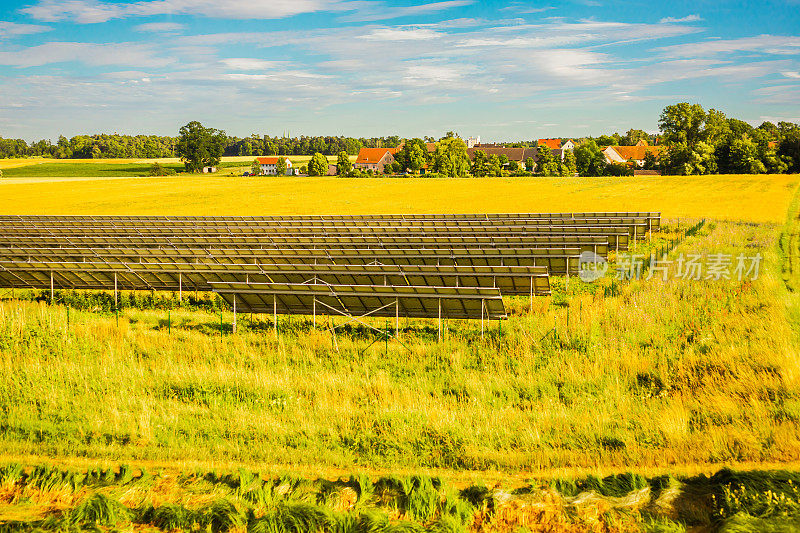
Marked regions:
[255,156,293,176]
[354,147,397,173]
[537,139,575,160]
[466,147,539,170]
[602,140,665,167]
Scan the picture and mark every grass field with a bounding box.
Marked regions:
[0,156,344,178]
[2,170,800,531]
[0,173,797,222]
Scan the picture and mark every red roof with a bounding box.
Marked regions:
[538,139,562,150]
[256,157,280,165]
[355,148,397,164]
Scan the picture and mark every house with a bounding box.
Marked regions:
[327,164,338,176]
[466,147,539,170]
[467,136,481,148]
[602,145,665,167]
[354,148,397,173]
[202,166,217,173]
[538,139,574,159]
[256,156,293,176]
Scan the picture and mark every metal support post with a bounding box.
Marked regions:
[232,295,237,334]
[179,273,182,303]
[313,297,316,329]
[50,270,54,304]
[114,272,118,310]
[438,298,442,342]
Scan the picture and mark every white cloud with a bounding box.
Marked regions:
[221,58,285,70]
[0,20,51,38]
[0,42,174,68]
[659,15,702,24]
[783,71,800,78]
[21,0,360,23]
[20,0,472,23]
[359,27,441,40]
[134,22,185,32]
[657,35,800,57]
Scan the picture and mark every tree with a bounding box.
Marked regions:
[276,156,288,176]
[308,153,328,176]
[176,121,227,173]
[659,103,707,146]
[563,150,577,175]
[470,150,488,177]
[621,129,649,146]
[487,155,502,176]
[251,159,261,176]
[574,141,607,176]
[729,137,766,174]
[525,157,536,172]
[433,137,470,177]
[778,129,800,173]
[508,160,520,172]
[336,151,352,175]
[396,139,428,173]
[642,151,659,170]
[300,165,308,175]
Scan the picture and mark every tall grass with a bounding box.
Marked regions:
[2,463,799,532]
[1,218,800,472]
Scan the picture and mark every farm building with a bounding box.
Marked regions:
[466,147,539,170]
[256,157,293,176]
[602,143,665,167]
[354,148,397,173]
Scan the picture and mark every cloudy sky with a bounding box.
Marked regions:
[1,0,799,141]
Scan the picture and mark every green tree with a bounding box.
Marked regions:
[276,156,288,176]
[729,137,766,174]
[433,137,470,177]
[525,157,536,172]
[336,151,352,175]
[563,149,577,175]
[176,121,227,173]
[621,129,649,146]
[574,141,607,176]
[251,159,261,176]
[487,155,502,176]
[308,152,328,176]
[470,150,488,177]
[659,103,707,146]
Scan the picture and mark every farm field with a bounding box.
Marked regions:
[0,172,797,222]
[0,155,345,178]
[1,175,800,531]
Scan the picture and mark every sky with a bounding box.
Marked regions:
[0,0,799,142]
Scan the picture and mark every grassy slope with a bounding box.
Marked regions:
[0,174,797,222]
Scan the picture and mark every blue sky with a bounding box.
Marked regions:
[1,0,799,141]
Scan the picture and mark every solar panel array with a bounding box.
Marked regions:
[0,212,659,322]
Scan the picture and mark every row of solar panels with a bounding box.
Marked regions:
[0,213,660,320]
[1,218,657,236]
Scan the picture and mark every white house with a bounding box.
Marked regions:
[256,156,293,176]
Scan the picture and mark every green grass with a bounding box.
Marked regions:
[1,463,800,532]
[1,215,799,475]
[1,162,187,177]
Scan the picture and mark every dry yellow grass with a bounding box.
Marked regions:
[0,173,797,222]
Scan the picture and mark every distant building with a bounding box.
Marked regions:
[354,148,397,173]
[537,139,575,159]
[467,136,481,148]
[327,163,338,176]
[602,146,665,167]
[202,166,217,173]
[256,156,293,176]
[467,147,539,170]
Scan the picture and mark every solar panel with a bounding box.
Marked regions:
[0,246,580,275]
[0,260,551,295]
[209,281,507,320]
[0,235,610,256]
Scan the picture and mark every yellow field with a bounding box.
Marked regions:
[0,173,797,222]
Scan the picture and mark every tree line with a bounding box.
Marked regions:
[0,132,401,160]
